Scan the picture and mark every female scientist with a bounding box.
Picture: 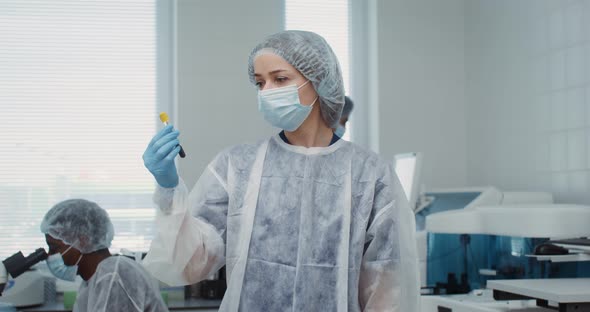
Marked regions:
[41,199,168,311]
[142,30,419,311]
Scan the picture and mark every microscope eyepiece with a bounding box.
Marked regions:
[3,248,48,279]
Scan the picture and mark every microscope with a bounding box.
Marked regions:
[0,248,51,308]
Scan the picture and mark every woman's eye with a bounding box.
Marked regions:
[276,77,287,83]
[255,81,264,89]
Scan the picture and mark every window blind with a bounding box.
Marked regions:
[0,0,166,258]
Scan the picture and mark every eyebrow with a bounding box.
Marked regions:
[254,69,288,77]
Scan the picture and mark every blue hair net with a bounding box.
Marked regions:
[40,199,114,254]
[248,30,345,128]
[342,96,354,118]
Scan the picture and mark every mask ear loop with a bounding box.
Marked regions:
[297,80,311,90]
[74,254,83,266]
[298,80,318,107]
[62,240,83,265]
[61,244,74,256]
[308,96,319,107]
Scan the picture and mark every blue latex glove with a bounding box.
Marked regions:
[143,125,181,188]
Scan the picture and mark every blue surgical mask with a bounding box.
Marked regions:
[334,125,346,138]
[258,80,318,131]
[46,245,82,281]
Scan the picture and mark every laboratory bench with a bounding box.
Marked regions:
[488,278,590,311]
[19,298,220,312]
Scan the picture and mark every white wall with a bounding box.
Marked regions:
[177,0,581,201]
[465,0,590,204]
[173,0,468,191]
[374,0,468,189]
[175,0,282,188]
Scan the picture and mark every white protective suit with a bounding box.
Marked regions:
[75,256,168,312]
[143,135,420,311]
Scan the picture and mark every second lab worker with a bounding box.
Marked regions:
[41,199,168,312]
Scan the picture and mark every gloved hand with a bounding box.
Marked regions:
[143,125,181,188]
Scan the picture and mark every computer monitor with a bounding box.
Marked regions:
[393,152,423,211]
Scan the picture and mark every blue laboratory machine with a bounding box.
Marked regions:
[416,187,590,295]
[392,153,590,299]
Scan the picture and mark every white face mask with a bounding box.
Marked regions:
[258,80,318,131]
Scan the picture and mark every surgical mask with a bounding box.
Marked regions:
[334,125,346,138]
[258,80,318,131]
[46,245,82,281]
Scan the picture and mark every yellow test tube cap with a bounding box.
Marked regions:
[159,112,169,123]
